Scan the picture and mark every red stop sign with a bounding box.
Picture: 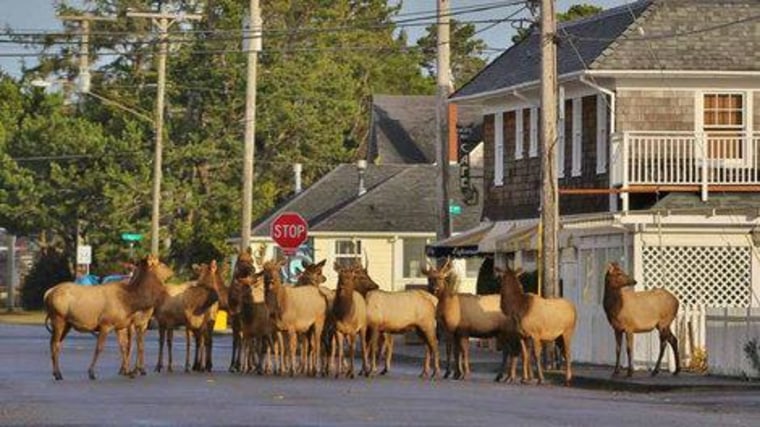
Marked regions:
[271,212,309,254]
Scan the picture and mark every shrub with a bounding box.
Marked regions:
[20,247,72,310]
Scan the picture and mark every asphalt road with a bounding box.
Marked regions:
[1,323,758,426]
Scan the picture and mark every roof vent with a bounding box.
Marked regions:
[356,159,367,197]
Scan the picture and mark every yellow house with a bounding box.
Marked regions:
[247,162,485,294]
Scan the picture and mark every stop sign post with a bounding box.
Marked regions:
[271,212,309,255]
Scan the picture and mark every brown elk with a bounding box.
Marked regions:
[44,254,170,380]
[152,261,221,373]
[228,248,257,372]
[261,259,328,376]
[365,284,440,379]
[603,262,680,377]
[422,259,520,381]
[331,263,369,378]
[238,272,282,374]
[497,265,576,385]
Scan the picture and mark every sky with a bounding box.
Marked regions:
[0,0,631,78]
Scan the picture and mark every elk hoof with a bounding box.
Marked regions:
[53,372,63,381]
[379,368,388,376]
[167,366,173,373]
[611,369,620,377]
[650,369,660,377]
[154,365,162,373]
[88,369,97,380]
[626,370,634,378]
[494,373,503,382]
[443,370,451,379]
[672,368,680,376]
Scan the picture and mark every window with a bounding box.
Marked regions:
[571,97,582,177]
[334,239,361,269]
[529,107,538,157]
[515,109,524,160]
[596,94,608,174]
[403,238,429,278]
[494,113,504,186]
[701,93,747,162]
[465,257,482,278]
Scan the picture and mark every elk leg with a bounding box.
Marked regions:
[347,333,357,379]
[367,327,379,377]
[50,319,69,381]
[625,331,635,377]
[382,333,394,376]
[135,325,146,376]
[612,329,623,377]
[167,329,174,372]
[562,333,573,386]
[443,332,452,379]
[460,335,470,380]
[116,329,130,376]
[87,327,110,380]
[335,331,344,378]
[185,328,192,372]
[313,322,324,378]
[532,337,544,384]
[229,317,239,372]
[155,327,165,372]
[652,332,667,377]
[359,327,369,377]
[667,331,680,375]
[205,322,214,372]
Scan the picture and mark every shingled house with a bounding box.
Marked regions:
[248,95,484,293]
[450,0,760,374]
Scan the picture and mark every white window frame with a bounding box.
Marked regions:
[515,109,524,160]
[334,239,362,268]
[558,86,565,178]
[571,97,583,177]
[695,90,752,167]
[529,107,538,157]
[596,94,608,174]
[494,112,504,186]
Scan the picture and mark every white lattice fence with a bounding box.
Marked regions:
[642,245,751,308]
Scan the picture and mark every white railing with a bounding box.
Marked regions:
[611,131,760,192]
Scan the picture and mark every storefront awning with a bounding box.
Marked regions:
[425,222,494,258]
[478,221,517,253]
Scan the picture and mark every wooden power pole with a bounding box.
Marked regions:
[58,14,116,94]
[436,0,453,246]
[127,9,202,255]
[240,0,262,252]
[539,0,559,298]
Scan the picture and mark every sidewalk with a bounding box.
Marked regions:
[389,338,760,392]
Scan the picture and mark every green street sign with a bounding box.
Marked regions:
[449,204,462,215]
[121,233,143,242]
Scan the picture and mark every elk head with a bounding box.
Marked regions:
[605,262,636,289]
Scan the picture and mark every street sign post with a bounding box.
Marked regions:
[270,212,308,255]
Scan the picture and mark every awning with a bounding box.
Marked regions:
[496,223,539,252]
[425,222,494,258]
[478,221,516,253]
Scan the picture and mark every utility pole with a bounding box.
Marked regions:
[436,0,453,248]
[240,0,262,252]
[127,9,202,255]
[539,0,559,298]
[58,14,116,94]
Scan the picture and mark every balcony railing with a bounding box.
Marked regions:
[611,131,760,205]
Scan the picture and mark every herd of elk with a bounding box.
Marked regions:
[44,250,681,385]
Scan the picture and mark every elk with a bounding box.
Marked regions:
[497,265,576,385]
[152,261,220,373]
[603,262,680,377]
[238,272,282,374]
[261,259,328,376]
[228,248,257,373]
[365,284,440,379]
[422,259,520,381]
[331,263,368,378]
[44,254,170,380]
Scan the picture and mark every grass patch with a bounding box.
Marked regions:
[0,310,47,325]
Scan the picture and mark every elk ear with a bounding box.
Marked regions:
[514,268,524,277]
[607,262,617,274]
[315,259,326,269]
[333,261,342,273]
[421,263,431,276]
[192,263,202,275]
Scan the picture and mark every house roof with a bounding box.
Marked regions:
[651,193,760,212]
[368,95,482,164]
[452,0,760,100]
[251,163,483,236]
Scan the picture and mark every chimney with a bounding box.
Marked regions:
[293,163,302,194]
[356,159,367,197]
